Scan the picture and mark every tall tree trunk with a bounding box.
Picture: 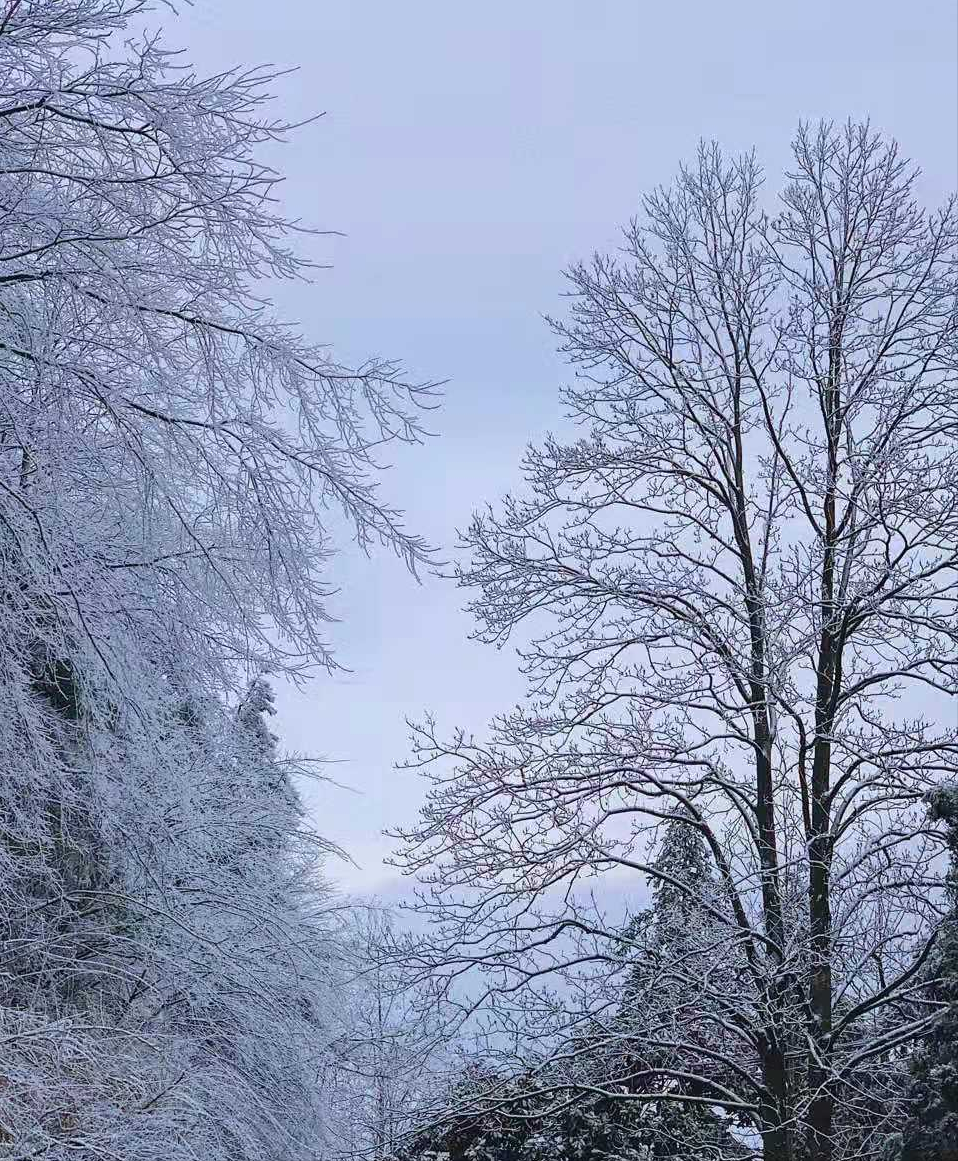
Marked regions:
[805,322,843,1161]
[760,1039,797,1161]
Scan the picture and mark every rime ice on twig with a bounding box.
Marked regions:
[393,123,958,1161]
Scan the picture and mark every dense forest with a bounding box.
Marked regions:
[1,3,956,1160]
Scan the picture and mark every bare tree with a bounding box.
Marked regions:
[393,122,958,1161]
[321,909,454,1160]
[0,0,434,694]
[0,2,434,1156]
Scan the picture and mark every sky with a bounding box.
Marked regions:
[171,0,958,893]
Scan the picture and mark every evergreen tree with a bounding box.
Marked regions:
[615,811,751,1152]
[402,1064,748,1161]
[232,677,303,859]
[888,787,958,1161]
[397,820,751,1161]
[400,1068,655,1161]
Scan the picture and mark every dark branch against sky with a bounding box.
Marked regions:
[174,0,958,890]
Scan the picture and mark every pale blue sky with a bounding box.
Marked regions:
[173,0,958,891]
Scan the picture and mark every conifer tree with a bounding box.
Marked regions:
[889,788,958,1161]
[614,813,752,1158]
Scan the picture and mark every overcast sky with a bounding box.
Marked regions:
[172,0,958,893]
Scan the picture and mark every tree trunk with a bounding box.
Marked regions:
[804,321,842,1161]
[760,1038,797,1161]
[807,1075,834,1161]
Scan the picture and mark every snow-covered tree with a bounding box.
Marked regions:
[399,1061,748,1161]
[885,787,958,1161]
[0,1,432,1156]
[393,122,958,1161]
[613,814,751,1154]
[321,909,455,1160]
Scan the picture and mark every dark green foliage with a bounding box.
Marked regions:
[400,818,751,1161]
[617,814,748,1124]
[402,1069,747,1161]
[890,789,958,1161]
[30,653,83,720]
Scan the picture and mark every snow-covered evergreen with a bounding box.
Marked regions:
[886,788,958,1161]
